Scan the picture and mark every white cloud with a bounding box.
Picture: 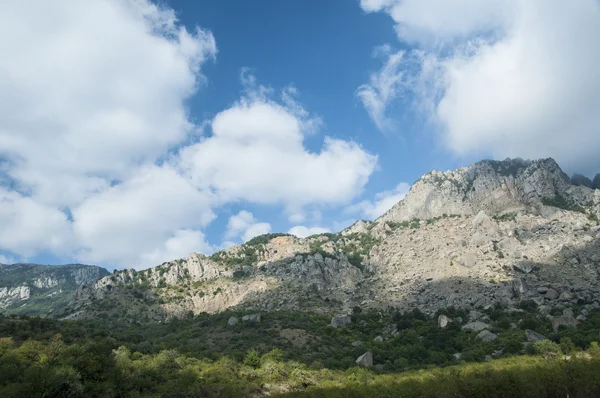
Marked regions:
[178,76,378,215]
[242,223,272,242]
[0,254,16,265]
[225,211,272,243]
[0,0,216,266]
[360,0,600,173]
[72,165,215,269]
[288,225,331,238]
[347,182,410,219]
[0,188,74,258]
[140,229,214,266]
[357,47,408,131]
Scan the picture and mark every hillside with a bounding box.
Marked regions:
[53,157,600,323]
[0,263,109,316]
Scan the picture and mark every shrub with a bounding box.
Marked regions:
[533,339,562,357]
[244,349,261,368]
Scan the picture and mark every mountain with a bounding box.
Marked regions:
[0,263,109,316]
[53,157,600,322]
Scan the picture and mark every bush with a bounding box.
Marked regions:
[533,339,562,357]
[244,349,261,369]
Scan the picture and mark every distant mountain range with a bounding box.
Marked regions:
[0,263,109,316]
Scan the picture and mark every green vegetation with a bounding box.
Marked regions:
[493,212,517,222]
[541,193,586,213]
[2,307,600,397]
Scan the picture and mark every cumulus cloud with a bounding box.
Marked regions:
[225,211,272,243]
[177,75,378,216]
[0,188,74,257]
[347,182,410,219]
[72,165,215,268]
[0,0,216,267]
[287,226,331,238]
[360,0,600,173]
[140,229,214,266]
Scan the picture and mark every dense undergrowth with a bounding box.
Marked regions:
[2,303,600,397]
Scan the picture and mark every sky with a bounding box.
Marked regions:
[1,0,599,270]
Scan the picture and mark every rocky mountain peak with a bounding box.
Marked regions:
[379,157,597,224]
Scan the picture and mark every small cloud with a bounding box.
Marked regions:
[288,225,331,238]
[347,182,410,220]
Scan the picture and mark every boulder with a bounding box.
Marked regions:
[576,315,587,322]
[476,330,498,342]
[514,261,536,274]
[468,310,484,321]
[525,329,546,343]
[227,316,239,326]
[552,314,578,332]
[356,352,373,367]
[374,336,384,343]
[462,321,491,332]
[559,291,574,301]
[242,314,261,323]
[351,340,363,347]
[331,315,352,328]
[459,252,477,268]
[545,289,559,300]
[438,314,451,328]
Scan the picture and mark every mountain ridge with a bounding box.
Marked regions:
[48,157,600,323]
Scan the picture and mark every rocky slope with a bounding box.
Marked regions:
[0,263,109,315]
[54,158,600,323]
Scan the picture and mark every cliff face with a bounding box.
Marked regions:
[379,158,597,223]
[54,158,600,322]
[0,263,109,316]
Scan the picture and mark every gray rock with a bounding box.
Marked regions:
[459,252,477,268]
[559,291,574,301]
[242,313,261,323]
[537,287,549,294]
[374,336,384,343]
[356,351,373,367]
[351,340,363,347]
[331,315,352,328]
[462,321,491,332]
[545,289,559,300]
[514,261,536,274]
[563,308,574,317]
[576,315,587,322]
[453,353,462,360]
[227,316,239,326]
[476,330,498,342]
[525,329,546,343]
[359,320,368,327]
[552,314,578,331]
[454,317,463,324]
[438,314,451,328]
[469,310,484,321]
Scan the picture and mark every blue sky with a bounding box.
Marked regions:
[1,0,599,270]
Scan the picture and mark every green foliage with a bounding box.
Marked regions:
[243,349,261,368]
[533,339,562,357]
[493,212,517,222]
[3,307,600,396]
[542,193,586,213]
